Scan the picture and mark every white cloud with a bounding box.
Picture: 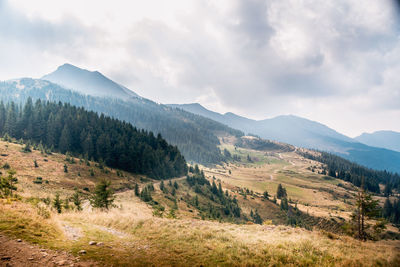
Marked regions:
[1,0,400,136]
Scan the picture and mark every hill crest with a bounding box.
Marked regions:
[42,63,139,100]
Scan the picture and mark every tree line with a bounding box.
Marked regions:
[0,98,187,179]
[0,79,244,165]
[298,150,400,193]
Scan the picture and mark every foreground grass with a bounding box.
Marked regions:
[2,198,398,267]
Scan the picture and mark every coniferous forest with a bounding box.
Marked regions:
[298,150,400,193]
[0,79,243,165]
[0,98,187,179]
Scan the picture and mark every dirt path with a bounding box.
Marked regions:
[0,234,97,267]
[93,225,128,239]
[62,223,82,241]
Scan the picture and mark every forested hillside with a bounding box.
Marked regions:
[172,103,400,173]
[0,79,243,165]
[0,98,187,179]
[298,150,400,193]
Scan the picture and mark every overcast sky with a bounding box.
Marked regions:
[0,0,399,137]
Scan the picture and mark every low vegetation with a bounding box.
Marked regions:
[0,136,399,266]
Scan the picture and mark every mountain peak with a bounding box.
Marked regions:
[355,130,400,152]
[42,64,139,99]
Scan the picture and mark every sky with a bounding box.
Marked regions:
[0,0,399,137]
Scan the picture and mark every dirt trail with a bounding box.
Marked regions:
[93,225,128,239]
[62,223,82,241]
[0,234,97,267]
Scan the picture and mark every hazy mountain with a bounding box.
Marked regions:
[42,63,139,99]
[0,78,243,165]
[355,131,400,152]
[170,103,400,173]
[168,103,255,131]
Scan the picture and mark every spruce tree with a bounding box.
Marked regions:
[280,198,289,211]
[160,180,165,191]
[72,189,82,211]
[134,183,139,196]
[53,193,62,213]
[90,179,115,209]
[351,185,380,240]
[276,184,287,199]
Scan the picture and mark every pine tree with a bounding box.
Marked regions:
[218,182,223,196]
[280,198,289,211]
[160,180,165,191]
[53,193,62,213]
[171,187,176,196]
[140,187,152,202]
[0,169,17,198]
[64,198,70,210]
[59,125,71,153]
[72,189,82,211]
[253,209,263,224]
[276,184,287,199]
[351,184,380,240]
[90,179,115,209]
[384,183,392,197]
[134,183,140,196]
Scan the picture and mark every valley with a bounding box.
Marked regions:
[1,136,399,266]
[2,1,400,266]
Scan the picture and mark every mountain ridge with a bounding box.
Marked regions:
[355,130,400,152]
[42,63,139,100]
[0,77,243,165]
[169,103,400,173]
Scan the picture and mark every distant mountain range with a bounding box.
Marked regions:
[0,69,243,165]
[169,103,400,173]
[355,131,400,152]
[2,63,399,173]
[42,63,139,100]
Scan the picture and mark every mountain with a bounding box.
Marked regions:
[355,131,400,152]
[0,78,243,165]
[170,103,400,173]
[168,103,255,131]
[42,63,139,99]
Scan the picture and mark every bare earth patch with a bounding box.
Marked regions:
[0,234,97,267]
[62,223,82,241]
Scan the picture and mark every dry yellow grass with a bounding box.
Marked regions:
[2,198,400,266]
[1,140,400,266]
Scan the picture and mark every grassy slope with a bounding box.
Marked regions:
[0,139,399,266]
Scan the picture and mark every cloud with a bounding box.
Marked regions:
[0,0,100,79]
[1,0,400,136]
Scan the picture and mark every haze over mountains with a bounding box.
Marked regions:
[0,75,243,165]
[355,131,400,153]
[1,63,399,173]
[169,103,400,173]
[42,63,140,100]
